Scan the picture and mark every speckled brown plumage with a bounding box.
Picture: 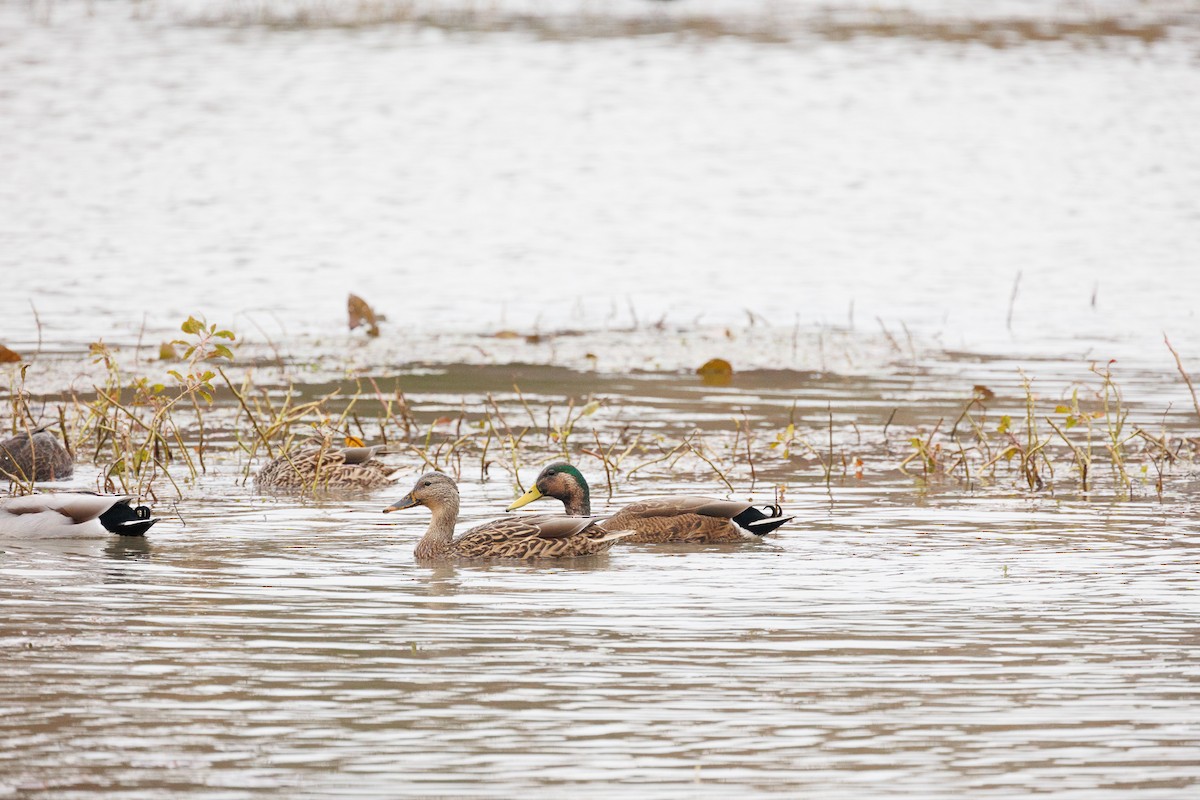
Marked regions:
[255,445,400,492]
[604,497,756,543]
[386,472,631,561]
[0,429,73,482]
[433,514,625,559]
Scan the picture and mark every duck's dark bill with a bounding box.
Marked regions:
[383,493,419,513]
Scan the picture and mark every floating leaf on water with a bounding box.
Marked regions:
[525,334,543,344]
[493,330,521,339]
[696,358,733,386]
[348,293,381,337]
[0,343,22,363]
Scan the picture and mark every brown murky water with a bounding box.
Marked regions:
[3,1,1200,797]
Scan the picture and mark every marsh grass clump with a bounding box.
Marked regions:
[72,316,237,497]
[4,312,1199,506]
[898,360,1196,498]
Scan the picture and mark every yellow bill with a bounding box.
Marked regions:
[506,486,544,512]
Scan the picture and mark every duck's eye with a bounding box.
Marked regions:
[545,470,556,476]
[422,481,431,487]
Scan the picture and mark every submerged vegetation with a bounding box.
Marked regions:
[180,0,1193,48]
[3,314,1198,504]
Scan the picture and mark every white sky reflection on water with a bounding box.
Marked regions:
[1,0,1198,359]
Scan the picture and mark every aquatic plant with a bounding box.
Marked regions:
[3,310,1197,505]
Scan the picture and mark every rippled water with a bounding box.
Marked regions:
[3,479,1199,798]
[3,1,1200,797]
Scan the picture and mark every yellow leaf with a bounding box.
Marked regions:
[696,358,733,387]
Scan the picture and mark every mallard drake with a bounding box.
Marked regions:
[0,428,73,482]
[384,471,632,560]
[255,444,401,491]
[0,493,158,537]
[507,463,792,543]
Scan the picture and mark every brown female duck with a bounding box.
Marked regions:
[0,428,73,482]
[384,472,631,560]
[256,444,400,492]
[507,463,792,544]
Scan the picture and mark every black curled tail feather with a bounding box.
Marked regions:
[99,500,159,537]
[732,504,793,537]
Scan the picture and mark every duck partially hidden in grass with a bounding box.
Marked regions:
[507,463,792,543]
[0,493,158,537]
[384,472,633,560]
[0,428,73,482]
[255,444,401,492]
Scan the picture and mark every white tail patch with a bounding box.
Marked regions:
[748,515,792,530]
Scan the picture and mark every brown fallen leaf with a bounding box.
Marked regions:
[697,357,733,387]
[972,384,996,401]
[348,293,380,337]
[0,344,21,363]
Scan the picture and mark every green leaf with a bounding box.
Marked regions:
[997,415,1011,434]
[215,329,236,341]
[211,344,234,361]
[201,370,215,382]
[181,316,203,335]
[1065,416,1078,429]
[1054,405,1070,414]
[167,370,184,382]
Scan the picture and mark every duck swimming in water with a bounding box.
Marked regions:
[256,443,401,492]
[0,493,158,537]
[0,428,73,482]
[507,463,792,544]
[384,471,633,560]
